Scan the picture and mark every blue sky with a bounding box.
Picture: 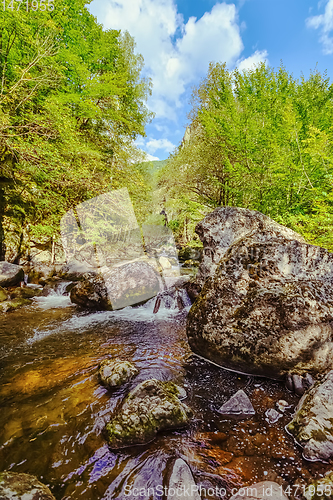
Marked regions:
[88,0,333,161]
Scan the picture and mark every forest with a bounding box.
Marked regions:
[1,0,333,262]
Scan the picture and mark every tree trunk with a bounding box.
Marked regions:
[0,186,6,261]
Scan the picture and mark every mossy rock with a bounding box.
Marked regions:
[0,297,31,312]
[10,287,43,299]
[0,286,8,302]
[105,379,192,448]
[0,471,56,499]
[99,359,138,388]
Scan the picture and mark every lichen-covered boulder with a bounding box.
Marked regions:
[187,231,333,379]
[194,206,305,290]
[105,379,192,448]
[99,359,138,388]
[0,297,31,313]
[286,371,333,462]
[0,262,24,287]
[0,471,56,500]
[70,261,160,310]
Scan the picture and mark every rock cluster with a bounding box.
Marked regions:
[0,471,56,500]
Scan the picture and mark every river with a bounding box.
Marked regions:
[0,283,330,499]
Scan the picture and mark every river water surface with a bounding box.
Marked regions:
[0,283,331,499]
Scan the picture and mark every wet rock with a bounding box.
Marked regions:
[0,285,8,302]
[218,390,255,418]
[70,261,160,310]
[10,287,42,299]
[276,400,291,412]
[0,297,31,312]
[105,379,192,448]
[303,470,333,500]
[0,261,24,287]
[193,206,305,291]
[60,259,96,281]
[287,370,333,462]
[70,274,110,310]
[286,373,315,395]
[0,471,56,499]
[230,481,288,500]
[187,228,333,378]
[99,359,138,388]
[265,408,282,424]
[166,458,201,500]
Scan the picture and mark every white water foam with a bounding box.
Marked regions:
[33,282,73,310]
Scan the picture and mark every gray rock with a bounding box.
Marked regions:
[218,389,255,418]
[286,370,333,462]
[99,359,138,388]
[0,261,24,287]
[70,261,160,310]
[70,274,110,310]
[0,471,56,499]
[60,259,96,281]
[105,379,192,448]
[167,459,201,500]
[194,206,305,290]
[230,481,288,500]
[265,408,282,424]
[187,228,333,379]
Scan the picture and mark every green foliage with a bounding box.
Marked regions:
[0,1,153,258]
[160,62,333,248]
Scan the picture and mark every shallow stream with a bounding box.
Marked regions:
[0,283,331,499]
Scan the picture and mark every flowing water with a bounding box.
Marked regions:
[0,283,330,499]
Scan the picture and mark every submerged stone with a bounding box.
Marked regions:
[167,459,201,500]
[105,379,192,448]
[0,471,56,500]
[218,390,255,418]
[99,359,138,388]
[287,370,333,462]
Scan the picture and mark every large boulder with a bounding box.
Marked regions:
[105,379,192,448]
[194,206,305,290]
[287,370,333,462]
[0,261,24,287]
[187,223,333,379]
[0,471,56,499]
[59,259,96,281]
[70,261,160,310]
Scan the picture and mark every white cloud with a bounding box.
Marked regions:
[306,0,333,54]
[146,138,175,154]
[89,0,245,118]
[145,153,161,161]
[236,49,269,72]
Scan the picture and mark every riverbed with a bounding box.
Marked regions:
[0,284,331,499]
